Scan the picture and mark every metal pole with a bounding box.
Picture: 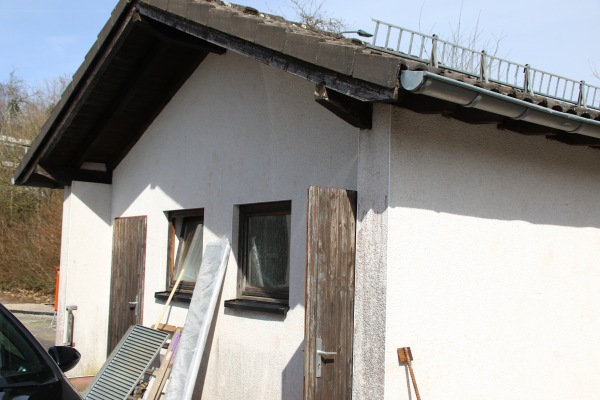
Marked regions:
[524,64,532,94]
[479,50,488,82]
[578,80,586,107]
[372,21,380,46]
[431,34,439,68]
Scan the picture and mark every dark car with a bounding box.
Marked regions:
[0,303,82,399]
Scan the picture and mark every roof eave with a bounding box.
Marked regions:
[13,0,600,188]
[400,70,600,140]
[12,0,137,187]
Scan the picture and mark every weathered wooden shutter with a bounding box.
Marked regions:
[107,216,147,355]
[304,186,357,400]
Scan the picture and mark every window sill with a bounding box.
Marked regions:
[154,291,192,304]
[224,299,289,315]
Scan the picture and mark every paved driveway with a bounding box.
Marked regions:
[3,302,56,350]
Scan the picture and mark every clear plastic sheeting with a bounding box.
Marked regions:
[178,221,204,282]
[164,239,230,400]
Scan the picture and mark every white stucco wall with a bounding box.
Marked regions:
[58,181,113,377]
[108,51,358,398]
[385,107,600,399]
[354,104,390,400]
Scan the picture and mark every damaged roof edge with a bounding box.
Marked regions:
[12,0,600,187]
[401,71,600,140]
[134,2,400,102]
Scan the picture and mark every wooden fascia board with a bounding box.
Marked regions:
[18,172,64,189]
[135,2,396,103]
[22,165,112,188]
[40,166,113,187]
[137,16,226,54]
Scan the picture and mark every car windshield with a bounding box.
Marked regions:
[0,309,56,388]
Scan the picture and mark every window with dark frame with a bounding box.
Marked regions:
[167,209,204,293]
[238,201,291,304]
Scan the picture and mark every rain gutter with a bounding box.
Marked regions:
[400,70,600,139]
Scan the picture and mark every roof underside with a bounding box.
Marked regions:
[13,0,600,188]
[14,3,220,187]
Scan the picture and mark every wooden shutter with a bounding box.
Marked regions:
[304,187,356,400]
[107,216,147,354]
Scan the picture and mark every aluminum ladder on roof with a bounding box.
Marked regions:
[83,324,169,400]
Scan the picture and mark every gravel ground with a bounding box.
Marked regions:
[9,311,56,349]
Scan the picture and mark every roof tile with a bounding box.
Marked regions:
[167,0,190,18]
[230,14,261,42]
[255,23,288,52]
[316,41,359,76]
[283,32,324,65]
[142,0,170,10]
[207,7,239,35]
[353,52,402,89]
[186,1,216,26]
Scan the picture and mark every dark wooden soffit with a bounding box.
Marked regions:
[314,83,372,129]
[14,5,224,188]
[397,92,573,141]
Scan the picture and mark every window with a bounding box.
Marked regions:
[238,201,291,303]
[167,209,204,293]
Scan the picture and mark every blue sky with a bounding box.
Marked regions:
[1,0,598,89]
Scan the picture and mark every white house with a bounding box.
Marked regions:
[14,1,600,399]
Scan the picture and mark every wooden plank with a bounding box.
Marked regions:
[342,190,356,394]
[304,187,318,400]
[146,328,182,400]
[316,187,332,398]
[154,323,179,334]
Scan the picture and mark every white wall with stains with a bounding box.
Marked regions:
[108,51,359,399]
[58,181,113,377]
[354,104,391,400]
[56,41,600,400]
[385,107,600,400]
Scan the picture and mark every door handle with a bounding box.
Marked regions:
[316,337,336,378]
[317,349,337,358]
[128,295,139,317]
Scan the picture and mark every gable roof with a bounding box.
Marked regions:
[13,0,600,188]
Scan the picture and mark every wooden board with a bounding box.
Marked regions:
[145,328,183,400]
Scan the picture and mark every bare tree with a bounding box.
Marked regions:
[439,5,505,75]
[288,0,346,33]
[0,73,67,297]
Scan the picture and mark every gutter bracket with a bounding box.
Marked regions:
[513,108,530,120]
[463,94,483,108]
